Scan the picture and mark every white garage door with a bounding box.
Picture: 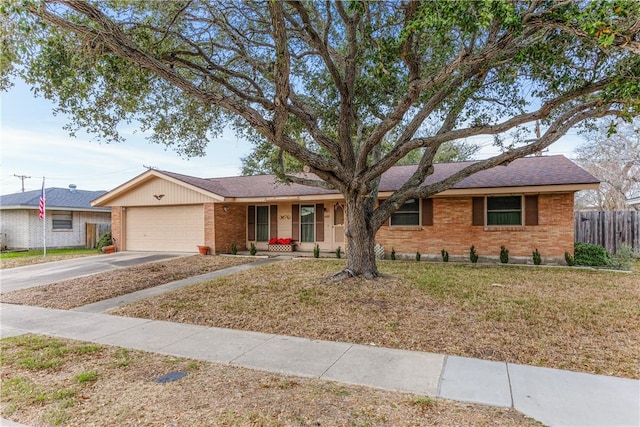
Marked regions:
[125,205,204,252]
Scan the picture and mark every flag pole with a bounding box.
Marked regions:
[40,177,46,257]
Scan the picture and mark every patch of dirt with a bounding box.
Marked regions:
[0,256,255,309]
[111,259,640,379]
[1,335,541,426]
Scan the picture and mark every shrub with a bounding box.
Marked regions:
[574,242,611,267]
[391,248,396,261]
[249,243,257,256]
[335,246,341,259]
[609,244,637,270]
[469,245,478,264]
[564,251,575,266]
[532,248,542,265]
[499,246,509,264]
[415,251,421,262]
[230,242,237,255]
[96,231,112,250]
[313,243,320,258]
[441,249,449,262]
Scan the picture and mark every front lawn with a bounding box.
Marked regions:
[112,259,640,379]
[0,249,100,269]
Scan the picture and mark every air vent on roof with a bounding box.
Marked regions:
[69,184,77,192]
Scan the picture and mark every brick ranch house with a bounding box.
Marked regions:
[92,155,598,261]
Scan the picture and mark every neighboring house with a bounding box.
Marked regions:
[0,186,111,250]
[92,155,599,261]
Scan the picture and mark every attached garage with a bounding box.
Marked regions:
[124,205,204,252]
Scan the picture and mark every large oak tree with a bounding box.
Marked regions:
[2,0,639,278]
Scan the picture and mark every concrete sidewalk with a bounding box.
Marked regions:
[1,303,638,427]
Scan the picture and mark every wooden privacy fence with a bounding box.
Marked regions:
[574,211,640,254]
[85,223,111,248]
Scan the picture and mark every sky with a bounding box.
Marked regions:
[1,78,585,196]
[1,79,254,195]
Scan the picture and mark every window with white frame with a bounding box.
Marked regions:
[52,211,73,230]
[486,196,522,225]
[390,199,420,226]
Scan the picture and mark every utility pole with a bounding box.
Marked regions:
[13,174,31,192]
[534,121,542,157]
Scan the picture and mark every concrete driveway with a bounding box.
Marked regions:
[0,252,189,293]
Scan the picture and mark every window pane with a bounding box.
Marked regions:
[486,196,522,226]
[390,199,419,226]
[487,196,521,211]
[256,206,269,241]
[397,199,419,212]
[300,205,315,242]
[52,211,72,230]
[487,211,521,225]
[390,213,420,226]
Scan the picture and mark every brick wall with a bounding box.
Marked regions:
[111,207,123,251]
[212,204,247,254]
[375,193,574,259]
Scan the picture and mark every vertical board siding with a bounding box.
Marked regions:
[575,211,640,254]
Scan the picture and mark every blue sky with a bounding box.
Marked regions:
[1,78,583,196]
[1,79,253,195]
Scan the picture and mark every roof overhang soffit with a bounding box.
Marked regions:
[217,183,599,204]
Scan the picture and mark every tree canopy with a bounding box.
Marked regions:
[2,0,639,277]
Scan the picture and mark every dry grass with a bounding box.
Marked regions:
[1,335,540,427]
[112,259,640,379]
[0,251,99,269]
[1,256,254,309]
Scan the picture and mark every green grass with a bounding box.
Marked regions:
[0,248,99,259]
[75,370,99,383]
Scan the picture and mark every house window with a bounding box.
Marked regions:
[486,196,522,225]
[52,211,73,230]
[390,199,420,226]
[256,206,269,241]
[300,205,315,242]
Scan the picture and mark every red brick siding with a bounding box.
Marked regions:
[204,203,216,251]
[375,193,574,258]
[212,203,247,254]
[110,206,123,251]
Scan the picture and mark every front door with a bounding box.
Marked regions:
[332,202,345,249]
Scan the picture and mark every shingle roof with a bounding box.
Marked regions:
[160,155,598,198]
[0,188,109,210]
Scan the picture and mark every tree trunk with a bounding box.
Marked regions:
[344,195,380,279]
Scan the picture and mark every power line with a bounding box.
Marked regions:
[13,174,31,192]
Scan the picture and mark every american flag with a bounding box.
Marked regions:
[39,179,46,220]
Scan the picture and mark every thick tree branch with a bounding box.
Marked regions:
[364,78,613,183]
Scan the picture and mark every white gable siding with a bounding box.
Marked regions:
[105,176,217,206]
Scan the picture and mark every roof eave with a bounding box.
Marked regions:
[0,205,111,212]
